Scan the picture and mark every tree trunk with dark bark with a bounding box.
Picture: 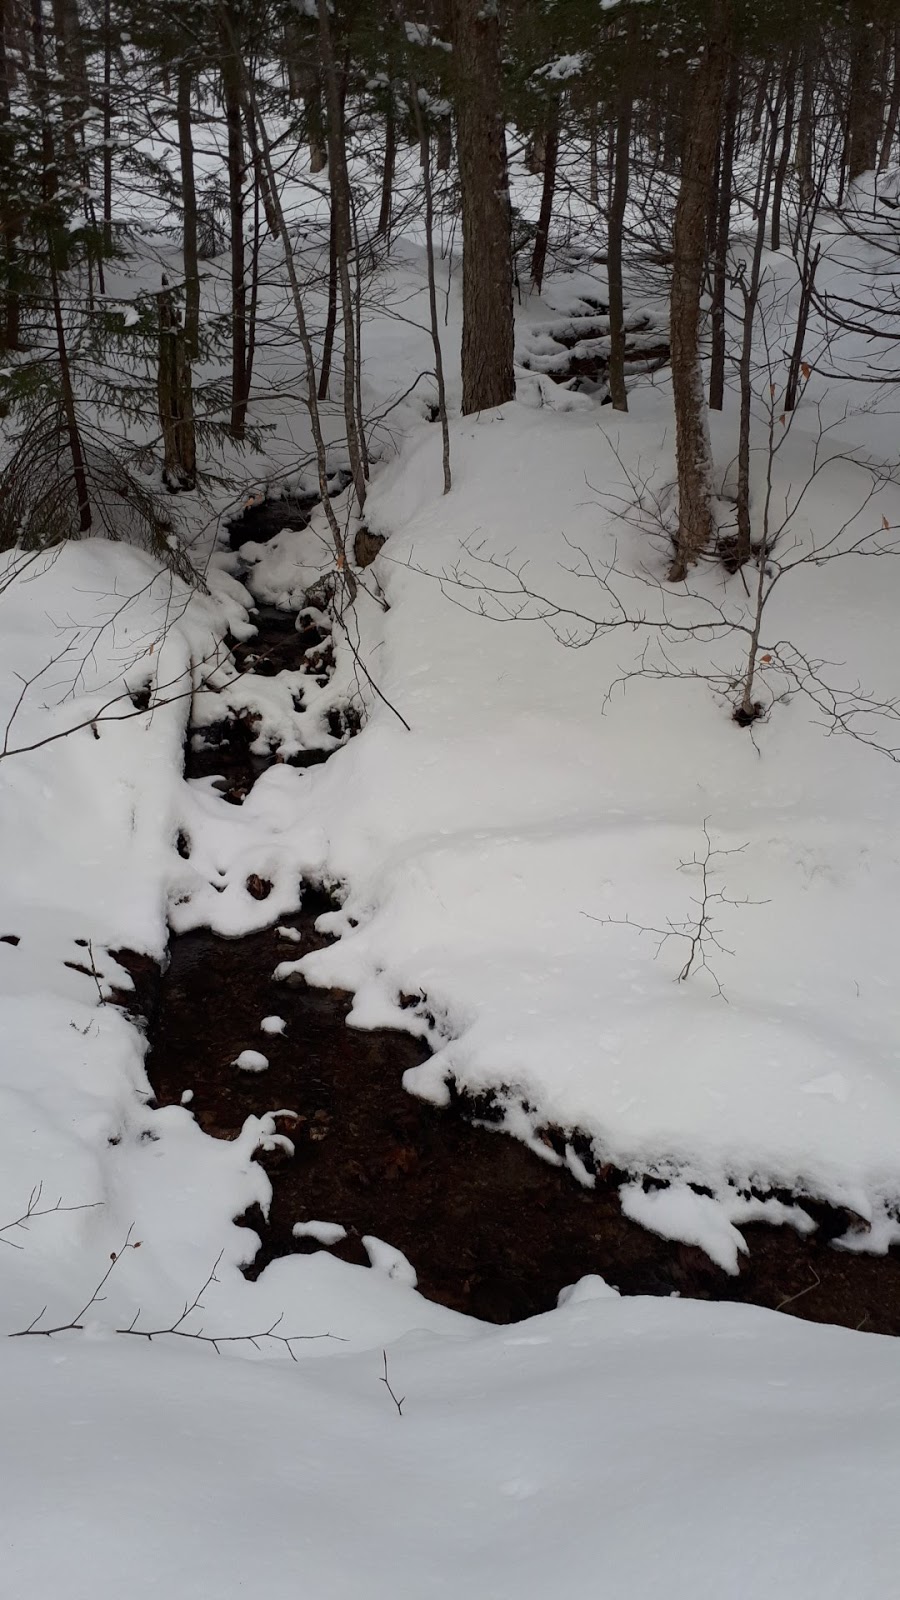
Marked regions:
[31,0,90,530]
[607,75,633,412]
[451,0,514,414]
[221,31,248,438]
[879,26,900,170]
[530,99,559,295]
[847,10,881,181]
[770,50,797,252]
[177,61,200,362]
[158,279,196,491]
[377,100,396,240]
[709,59,738,411]
[668,15,730,582]
[317,0,366,508]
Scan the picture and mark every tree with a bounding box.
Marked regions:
[450,0,515,414]
[668,9,731,582]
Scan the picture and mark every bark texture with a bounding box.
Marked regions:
[668,17,730,582]
[451,0,515,415]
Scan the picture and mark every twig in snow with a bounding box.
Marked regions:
[9,1234,344,1354]
[380,1349,405,1417]
[583,820,767,1000]
[0,1182,101,1250]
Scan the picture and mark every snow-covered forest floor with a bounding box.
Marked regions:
[2,135,900,1595]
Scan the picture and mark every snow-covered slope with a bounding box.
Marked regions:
[1,164,900,1600]
[4,1291,900,1600]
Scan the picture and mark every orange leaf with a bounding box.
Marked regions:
[801,361,811,380]
[761,653,772,664]
[883,515,891,531]
[779,414,786,426]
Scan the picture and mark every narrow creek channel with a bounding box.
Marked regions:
[120,494,900,1334]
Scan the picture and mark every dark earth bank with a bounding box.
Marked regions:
[116,916,900,1333]
[111,491,900,1334]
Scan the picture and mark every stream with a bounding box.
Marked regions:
[116,493,900,1332]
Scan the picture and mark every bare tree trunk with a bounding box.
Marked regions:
[50,254,91,530]
[795,45,816,204]
[177,61,200,362]
[880,26,900,170]
[847,9,881,182]
[588,104,600,207]
[245,146,261,402]
[451,0,515,414]
[530,99,559,295]
[377,99,396,240]
[305,70,327,173]
[784,240,819,413]
[0,0,19,353]
[317,0,366,509]
[770,49,797,252]
[30,0,90,530]
[749,58,771,144]
[735,104,782,566]
[284,21,301,98]
[100,0,112,255]
[318,209,337,400]
[350,188,368,480]
[436,115,452,171]
[607,72,633,412]
[709,58,738,410]
[668,15,730,582]
[158,279,196,491]
[221,31,248,438]
[397,18,451,493]
[243,95,279,236]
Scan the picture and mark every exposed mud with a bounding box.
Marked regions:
[118,509,900,1334]
[119,914,900,1332]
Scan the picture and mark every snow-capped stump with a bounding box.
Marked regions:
[362,1235,418,1288]
[232,1049,269,1072]
[292,1220,347,1247]
[260,1015,286,1035]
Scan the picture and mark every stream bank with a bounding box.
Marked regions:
[118,493,900,1332]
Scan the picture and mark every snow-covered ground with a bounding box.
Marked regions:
[1,142,900,1593]
[5,1291,900,1600]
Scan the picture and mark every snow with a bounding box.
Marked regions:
[232,1049,270,1072]
[618,1185,819,1275]
[2,1296,900,1600]
[1,119,899,1599]
[557,1273,621,1305]
[293,1220,347,1246]
[362,1234,419,1287]
[260,1014,287,1035]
